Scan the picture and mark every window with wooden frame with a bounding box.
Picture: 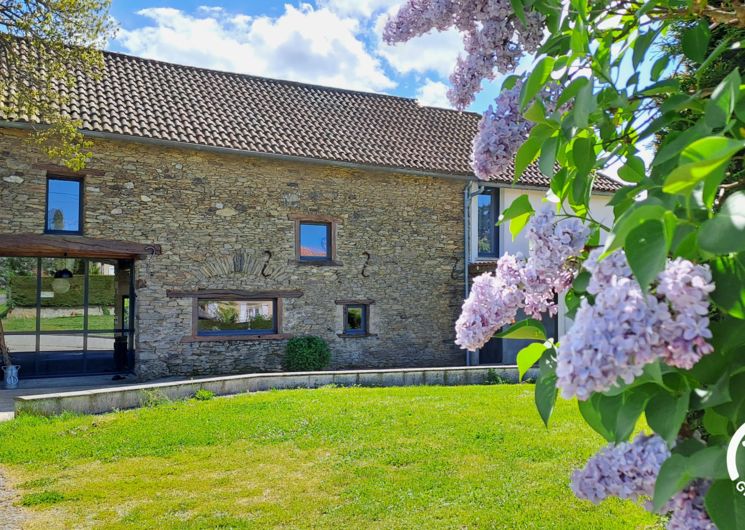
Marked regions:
[336,299,375,338]
[45,175,84,234]
[167,289,302,342]
[289,214,341,265]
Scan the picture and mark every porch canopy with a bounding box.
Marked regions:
[0,233,161,259]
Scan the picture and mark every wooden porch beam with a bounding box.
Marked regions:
[0,233,161,259]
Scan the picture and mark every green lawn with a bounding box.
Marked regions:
[1,314,115,332]
[0,385,659,529]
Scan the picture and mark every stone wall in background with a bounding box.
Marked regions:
[0,128,466,379]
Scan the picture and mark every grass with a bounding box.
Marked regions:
[0,385,660,529]
[1,315,115,332]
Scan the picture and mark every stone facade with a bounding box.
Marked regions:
[0,128,467,379]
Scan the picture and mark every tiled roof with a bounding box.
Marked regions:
[0,47,621,192]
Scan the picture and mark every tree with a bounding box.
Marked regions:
[0,0,114,170]
[386,1,745,528]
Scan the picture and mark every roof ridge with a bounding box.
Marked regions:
[101,48,482,118]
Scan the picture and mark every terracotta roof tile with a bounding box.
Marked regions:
[1,47,621,192]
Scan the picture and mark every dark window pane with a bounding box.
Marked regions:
[47,178,81,232]
[197,300,276,335]
[345,305,367,334]
[477,191,496,257]
[299,223,330,259]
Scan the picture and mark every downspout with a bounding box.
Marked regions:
[462,181,485,366]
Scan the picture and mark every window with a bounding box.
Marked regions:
[0,257,135,377]
[299,222,331,261]
[476,188,498,259]
[196,299,277,336]
[344,304,368,335]
[45,176,83,234]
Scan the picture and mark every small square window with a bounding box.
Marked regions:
[196,299,277,336]
[344,304,368,335]
[299,222,332,261]
[45,176,83,234]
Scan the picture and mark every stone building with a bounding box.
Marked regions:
[0,50,619,380]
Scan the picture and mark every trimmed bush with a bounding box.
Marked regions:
[284,336,331,372]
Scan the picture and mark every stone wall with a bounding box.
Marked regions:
[0,128,467,379]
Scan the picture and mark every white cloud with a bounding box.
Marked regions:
[416,79,451,108]
[116,4,396,92]
[318,0,402,19]
[372,12,462,78]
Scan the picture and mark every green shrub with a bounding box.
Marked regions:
[484,368,508,385]
[9,275,115,307]
[284,336,331,372]
[141,389,171,408]
[193,389,215,401]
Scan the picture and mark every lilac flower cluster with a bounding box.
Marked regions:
[383,0,544,110]
[666,481,716,530]
[572,435,716,529]
[455,205,589,350]
[657,258,715,369]
[556,250,715,400]
[471,84,531,180]
[571,433,670,504]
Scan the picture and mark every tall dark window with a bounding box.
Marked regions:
[298,222,332,261]
[45,176,83,234]
[343,304,368,335]
[477,188,498,259]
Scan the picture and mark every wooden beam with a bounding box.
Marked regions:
[0,233,161,259]
[166,289,304,299]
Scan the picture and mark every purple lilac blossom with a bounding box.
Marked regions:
[666,481,716,530]
[455,205,589,350]
[454,253,525,351]
[383,0,544,110]
[572,436,716,529]
[657,258,715,369]
[471,83,531,180]
[571,433,670,504]
[558,251,715,399]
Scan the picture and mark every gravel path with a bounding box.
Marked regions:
[0,469,25,529]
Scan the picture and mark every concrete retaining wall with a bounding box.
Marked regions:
[14,365,523,417]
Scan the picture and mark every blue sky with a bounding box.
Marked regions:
[106,0,502,113]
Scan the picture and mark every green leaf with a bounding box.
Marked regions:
[654,446,727,511]
[572,79,593,128]
[663,137,745,195]
[498,194,535,240]
[578,395,614,442]
[517,343,548,381]
[535,351,558,427]
[617,155,646,183]
[646,390,690,445]
[571,137,596,179]
[604,204,666,255]
[556,77,589,109]
[495,318,547,340]
[509,0,527,25]
[538,135,558,177]
[699,191,745,254]
[625,220,669,292]
[703,409,730,436]
[615,390,650,442]
[514,125,552,180]
[651,55,669,81]
[521,57,555,109]
[681,20,711,63]
[711,253,745,318]
[706,480,745,530]
[524,99,547,123]
[633,29,657,69]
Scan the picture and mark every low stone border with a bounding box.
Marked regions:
[15,365,523,417]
